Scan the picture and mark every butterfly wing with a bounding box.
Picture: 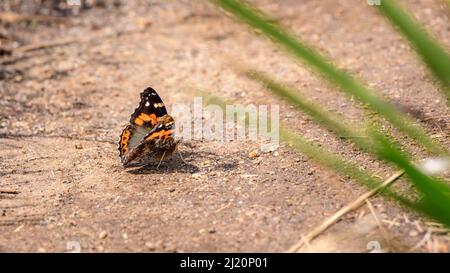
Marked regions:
[118,124,149,164]
[121,115,177,167]
[129,87,167,127]
[118,87,170,165]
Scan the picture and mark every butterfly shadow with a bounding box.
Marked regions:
[125,150,199,175]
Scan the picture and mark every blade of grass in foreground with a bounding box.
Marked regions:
[243,69,450,218]
[196,89,409,203]
[244,69,372,152]
[200,89,450,226]
[212,0,447,155]
[377,0,450,105]
[373,132,450,227]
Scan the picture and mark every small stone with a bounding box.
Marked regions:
[137,18,153,29]
[164,241,177,252]
[145,241,156,250]
[145,240,162,250]
[169,188,175,192]
[209,228,216,234]
[99,231,108,239]
[14,75,23,82]
[200,160,211,167]
[82,113,92,120]
[57,61,72,71]
[409,230,419,237]
[248,150,259,159]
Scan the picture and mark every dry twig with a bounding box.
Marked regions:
[0,12,68,24]
[0,189,20,194]
[366,199,392,250]
[14,38,77,54]
[287,170,404,252]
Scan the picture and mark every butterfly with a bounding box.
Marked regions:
[118,87,179,167]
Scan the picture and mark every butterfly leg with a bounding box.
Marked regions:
[156,151,167,169]
[177,150,188,165]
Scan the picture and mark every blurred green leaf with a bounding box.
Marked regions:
[197,89,409,203]
[373,132,450,227]
[377,0,450,105]
[244,69,372,151]
[212,0,447,155]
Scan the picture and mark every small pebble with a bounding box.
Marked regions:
[248,150,259,159]
[37,248,46,253]
[99,231,108,239]
[145,241,156,250]
[145,240,162,250]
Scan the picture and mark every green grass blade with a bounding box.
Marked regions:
[197,89,411,204]
[244,69,372,151]
[373,132,450,227]
[212,0,447,155]
[377,0,450,105]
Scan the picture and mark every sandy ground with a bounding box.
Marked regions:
[0,0,449,252]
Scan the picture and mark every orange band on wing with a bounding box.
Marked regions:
[120,129,132,153]
[138,113,151,121]
[134,113,158,126]
[134,118,144,126]
[145,129,173,141]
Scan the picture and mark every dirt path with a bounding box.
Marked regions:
[1,0,449,252]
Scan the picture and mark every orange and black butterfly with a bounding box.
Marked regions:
[118,87,179,167]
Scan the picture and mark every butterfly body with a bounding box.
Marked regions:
[118,87,179,167]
